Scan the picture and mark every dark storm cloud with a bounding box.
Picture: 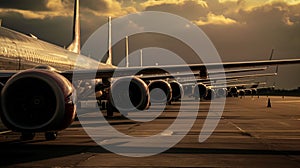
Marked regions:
[0,10,73,46]
[0,0,49,11]
[140,0,300,88]
[196,1,300,89]
[0,0,299,88]
[201,1,300,61]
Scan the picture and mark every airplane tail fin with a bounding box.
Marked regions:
[105,16,112,65]
[100,17,113,65]
[67,0,80,54]
[269,48,275,60]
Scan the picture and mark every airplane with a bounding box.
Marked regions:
[176,72,277,100]
[1,0,300,141]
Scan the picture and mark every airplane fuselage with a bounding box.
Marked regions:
[0,27,112,71]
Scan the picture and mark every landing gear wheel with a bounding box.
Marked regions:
[20,132,35,141]
[45,132,57,141]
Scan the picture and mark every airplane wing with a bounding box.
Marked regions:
[60,58,300,80]
[209,82,267,89]
[135,67,267,81]
[207,72,277,83]
[180,72,277,86]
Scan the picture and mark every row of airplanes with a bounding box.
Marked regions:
[0,0,299,141]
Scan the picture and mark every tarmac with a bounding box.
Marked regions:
[0,96,300,167]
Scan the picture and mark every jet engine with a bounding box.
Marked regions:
[238,89,245,96]
[109,77,150,112]
[228,87,238,97]
[216,88,227,98]
[251,88,257,95]
[193,83,207,99]
[148,80,172,104]
[245,89,252,95]
[0,69,76,133]
[205,88,216,100]
[169,81,184,101]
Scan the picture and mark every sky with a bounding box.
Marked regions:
[0,0,299,89]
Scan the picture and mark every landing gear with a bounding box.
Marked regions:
[106,101,115,117]
[20,132,35,141]
[45,132,57,141]
[101,101,107,110]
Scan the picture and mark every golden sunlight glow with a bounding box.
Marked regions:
[269,0,300,5]
[5,9,71,19]
[238,0,300,10]
[46,0,65,11]
[194,12,238,25]
[89,0,137,17]
[141,0,208,8]
[0,0,299,26]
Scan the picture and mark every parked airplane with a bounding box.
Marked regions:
[0,0,300,141]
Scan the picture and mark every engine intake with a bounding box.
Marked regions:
[205,88,216,100]
[228,87,238,97]
[216,88,227,98]
[109,77,149,112]
[193,83,207,99]
[148,80,172,103]
[0,69,76,132]
[169,81,184,101]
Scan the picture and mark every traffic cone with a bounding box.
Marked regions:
[267,98,271,108]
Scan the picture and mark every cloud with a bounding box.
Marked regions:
[237,1,300,26]
[0,9,45,19]
[46,0,70,11]
[81,0,137,17]
[194,12,238,25]
[0,0,73,19]
[0,0,138,20]
[0,0,49,11]
[141,0,208,8]
[0,0,299,88]
[0,8,72,20]
[142,0,209,20]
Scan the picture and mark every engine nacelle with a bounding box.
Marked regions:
[228,87,238,97]
[205,88,216,100]
[109,77,149,112]
[216,88,227,98]
[169,81,184,101]
[251,88,257,95]
[193,83,207,99]
[148,80,172,103]
[0,69,76,132]
[245,89,252,95]
[238,89,245,96]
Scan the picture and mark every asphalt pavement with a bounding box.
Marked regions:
[0,96,300,167]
